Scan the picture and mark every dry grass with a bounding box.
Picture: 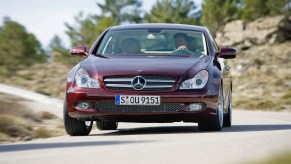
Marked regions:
[230,42,291,111]
[245,150,291,164]
[1,62,70,99]
[0,133,12,142]
[33,127,54,138]
[234,97,285,111]
[0,114,32,138]
[282,92,291,100]
[0,95,65,143]
[0,94,44,122]
[38,111,58,120]
[33,127,65,139]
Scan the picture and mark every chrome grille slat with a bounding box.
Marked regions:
[104,78,132,82]
[105,75,174,80]
[105,84,172,88]
[106,84,132,88]
[145,79,175,83]
[103,75,176,91]
[144,85,173,88]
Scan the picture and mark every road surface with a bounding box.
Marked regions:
[0,84,291,164]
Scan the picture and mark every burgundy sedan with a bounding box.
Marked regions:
[64,24,236,136]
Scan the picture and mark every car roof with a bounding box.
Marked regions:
[109,23,208,32]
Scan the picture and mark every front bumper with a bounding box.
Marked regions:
[66,87,219,123]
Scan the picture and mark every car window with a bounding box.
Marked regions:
[209,34,219,52]
[96,29,208,57]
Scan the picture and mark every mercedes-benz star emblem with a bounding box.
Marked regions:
[131,76,146,90]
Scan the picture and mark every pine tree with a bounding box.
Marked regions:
[65,0,142,47]
[201,0,240,34]
[145,0,200,25]
[241,0,290,21]
[97,0,142,24]
[0,18,46,75]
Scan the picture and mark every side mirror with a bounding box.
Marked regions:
[216,47,236,59]
[70,46,88,57]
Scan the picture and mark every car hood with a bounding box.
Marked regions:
[82,55,211,81]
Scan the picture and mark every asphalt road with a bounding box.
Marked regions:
[1,84,291,164]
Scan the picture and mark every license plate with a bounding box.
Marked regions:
[115,95,160,105]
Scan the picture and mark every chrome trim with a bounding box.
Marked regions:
[104,78,132,82]
[131,76,146,90]
[104,78,175,83]
[145,79,175,83]
[144,85,172,88]
[105,84,172,88]
[104,75,176,91]
[106,84,132,88]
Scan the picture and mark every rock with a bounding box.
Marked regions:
[224,20,245,31]
[216,15,291,48]
[23,135,33,141]
[215,20,245,47]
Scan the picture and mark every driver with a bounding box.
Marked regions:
[173,33,197,56]
[174,33,189,50]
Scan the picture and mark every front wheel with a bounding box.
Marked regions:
[63,99,92,136]
[96,120,118,130]
[198,85,224,131]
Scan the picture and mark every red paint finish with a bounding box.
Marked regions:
[65,24,236,125]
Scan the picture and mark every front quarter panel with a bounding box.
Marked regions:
[66,63,81,92]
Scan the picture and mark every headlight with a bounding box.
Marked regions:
[75,69,100,88]
[179,70,208,89]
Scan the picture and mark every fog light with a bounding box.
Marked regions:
[188,103,204,111]
[76,102,91,110]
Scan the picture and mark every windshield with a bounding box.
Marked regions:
[96,29,208,57]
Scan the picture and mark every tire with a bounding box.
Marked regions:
[198,85,224,131]
[63,99,92,136]
[96,120,118,130]
[223,90,232,127]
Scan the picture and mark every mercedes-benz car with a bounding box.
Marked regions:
[64,24,236,136]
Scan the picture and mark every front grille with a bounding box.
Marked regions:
[94,102,184,112]
[103,75,176,91]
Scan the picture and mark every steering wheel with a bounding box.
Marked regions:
[171,49,193,55]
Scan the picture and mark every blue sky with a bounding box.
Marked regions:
[0,0,202,48]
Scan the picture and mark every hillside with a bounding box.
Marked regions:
[216,15,291,110]
[0,93,64,143]
[2,63,70,99]
[229,42,291,110]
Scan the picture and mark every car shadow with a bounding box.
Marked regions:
[0,140,150,152]
[94,126,200,136]
[2,124,290,152]
[95,124,291,136]
[222,124,291,132]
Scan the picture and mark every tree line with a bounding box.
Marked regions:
[0,0,290,75]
